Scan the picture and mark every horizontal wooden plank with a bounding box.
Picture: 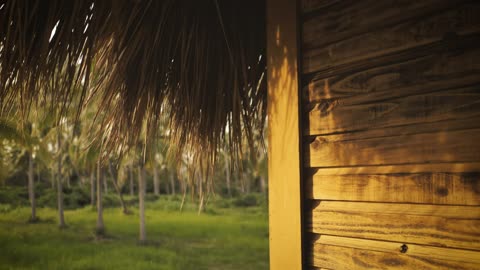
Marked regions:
[304,34,480,101]
[303,36,480,103]
[305,128,480,167]
[307,115,480,142]
[305,163,480,175]
[309,201,480,220]
[301,0,341,14]
[302,0,463,50]
[307,201,480,250]
[306,85,480,136]
[310,235,480,269]
[303,1,480,73]
[305,171,480,205]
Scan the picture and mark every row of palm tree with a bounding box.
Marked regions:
[0,102,267,242]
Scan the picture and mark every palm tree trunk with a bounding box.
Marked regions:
[245,172,251,193]
[197,171,204,215]
[57,132,65,228]
[224,154,231,197]
[165,176,170,194]
[28,151,36,221]
[90,168,95,207]
[56,173,65,227]
[103,172,108,194]
[153,163,159,195]
[51,170,55,189]
[129,166,134,196]
[96,162,105,235]
[57,133,65,228]
[260,176,266,194]
[198,192,205,215]
[138,164,146,243]
[66,173,71,188]
[239,172,246,194]
[180,188,187,212]
[36,163,40,184]
[179,182,187,212]
[108,160,129,214]
[170,171,176,195]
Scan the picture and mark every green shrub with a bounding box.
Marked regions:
[233,194,258,207]
[36,191,57,208]
[213,198,231,209]
[0,187,29,206]
[0,203,13,213]
[36,187,91,209]
[103,193,120,208]
[145,194,159,202]
[64,187,90,209]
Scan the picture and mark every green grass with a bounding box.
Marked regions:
[0,196,269,270]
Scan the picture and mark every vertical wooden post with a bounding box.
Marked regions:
[267,0,303,269]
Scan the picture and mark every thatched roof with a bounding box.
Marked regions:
[0,0,266,172]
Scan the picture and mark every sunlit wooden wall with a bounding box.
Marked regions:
[300,0,480,269]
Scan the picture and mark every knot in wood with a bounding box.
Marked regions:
[400,244,408,253]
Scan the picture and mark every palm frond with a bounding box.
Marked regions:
[0,0,266,186]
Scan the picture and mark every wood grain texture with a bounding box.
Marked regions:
[309,235,480,270]
[303,1,480,73]
[306,85,480,136]
[309,201,480,219]
[306,36,480,101]
[304,45,480,105]
[306,127,480,168]
[301,0,340,14]
[305,171,480,205]
[307,201,480,250]
[308,115,480,142]
[302,0,466,50]
[301,0,480,268]
[305,162,480,175]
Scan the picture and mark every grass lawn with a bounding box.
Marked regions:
[0,196,269,270]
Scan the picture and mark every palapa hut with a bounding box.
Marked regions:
[1,0,480,269]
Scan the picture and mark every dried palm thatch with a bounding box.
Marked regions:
[0,0,266,178]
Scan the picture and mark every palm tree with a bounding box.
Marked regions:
[0,119,36,220]
[27,150,36,221]
[137,159,146,243]
[56,129,66,228]
[90,167,95,207]
[108,159,129,214]
[128,165,134,196]
[0,117,51,222]
[222,150,232,197]
[153,156,160,196]
[169,170,176,196]
[0,1,267,223]
[96,159,105,236]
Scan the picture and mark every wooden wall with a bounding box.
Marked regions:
[300,0,480,269]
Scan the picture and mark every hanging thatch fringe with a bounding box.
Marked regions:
[0,0,266,179]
